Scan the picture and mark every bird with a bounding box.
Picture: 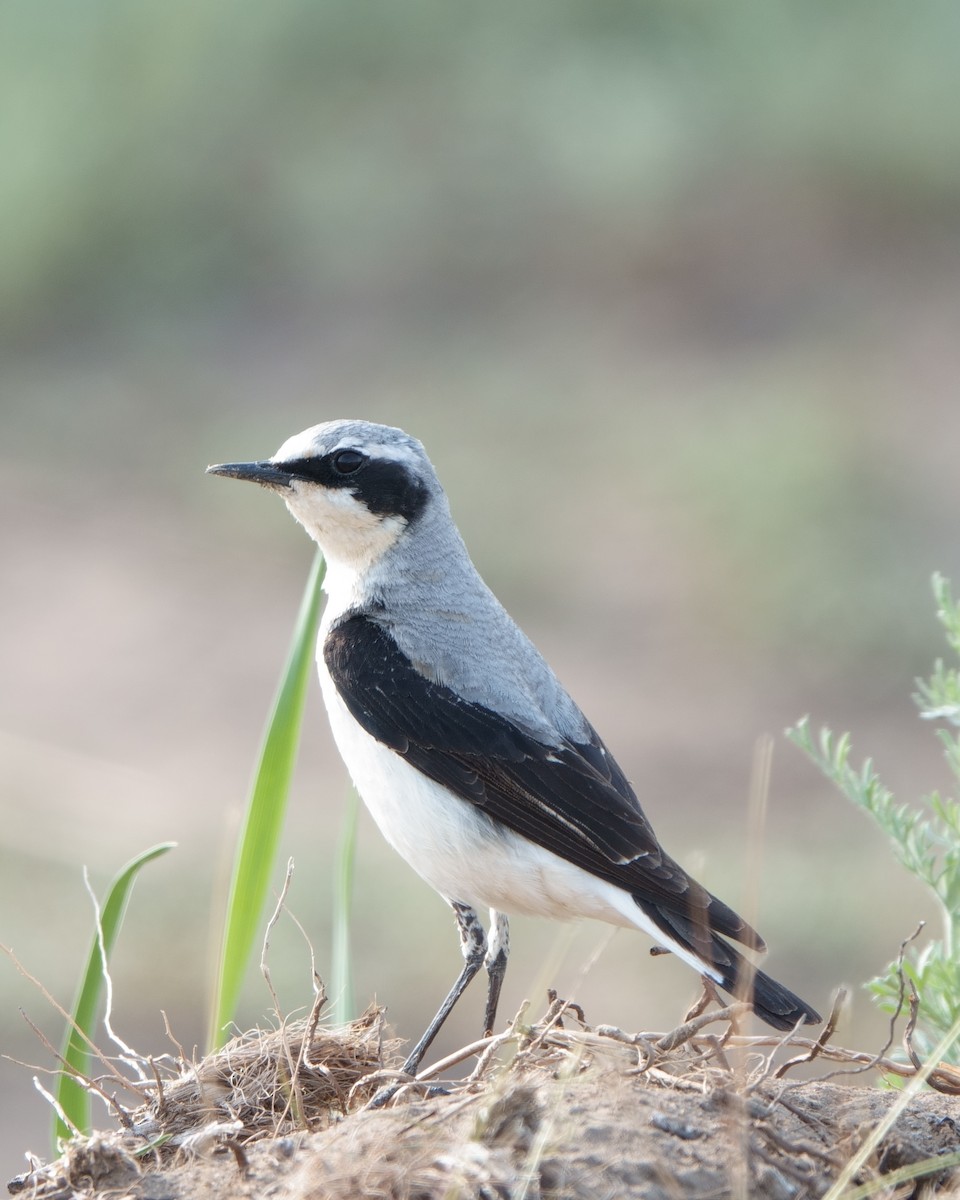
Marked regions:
[208,419,820,1079]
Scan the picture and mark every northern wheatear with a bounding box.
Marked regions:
[209,420,819,1078]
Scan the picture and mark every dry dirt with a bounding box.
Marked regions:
[9,996,960,1200]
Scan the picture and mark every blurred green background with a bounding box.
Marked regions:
[3,0,960,1172]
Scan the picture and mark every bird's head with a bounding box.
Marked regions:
[207,420,439,572]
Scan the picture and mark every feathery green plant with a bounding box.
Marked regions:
[209,551,325,1049]
[788,574,960,1060]
[56,841,175,1146]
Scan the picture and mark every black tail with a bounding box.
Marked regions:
[640,902,821,1031]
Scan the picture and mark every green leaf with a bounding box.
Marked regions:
[209,551,325,1049]
[330,788,359,1024]
[56,841,176,1146]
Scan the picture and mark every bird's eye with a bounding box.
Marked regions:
[332,449,365,475]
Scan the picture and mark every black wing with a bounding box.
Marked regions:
[323,613,762,951]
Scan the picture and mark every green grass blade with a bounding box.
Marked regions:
[209,551,325,1049]
[56,840,176,1146]
[330,788,359,1024]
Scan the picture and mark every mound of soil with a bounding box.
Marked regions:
[10,1000,960,1200]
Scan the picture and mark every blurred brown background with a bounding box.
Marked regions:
[3,0,960,1173]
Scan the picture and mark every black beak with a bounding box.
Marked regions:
[206,460,294,489]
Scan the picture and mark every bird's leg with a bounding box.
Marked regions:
[482,910,510,1036]
[398,901,487,1079]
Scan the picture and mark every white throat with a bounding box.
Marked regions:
[280,485,405,624]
